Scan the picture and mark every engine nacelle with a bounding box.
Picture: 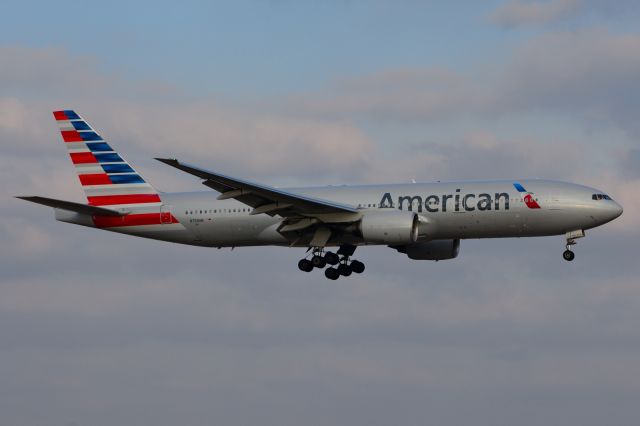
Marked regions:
[394,239,460,260]
[358,210,418,245]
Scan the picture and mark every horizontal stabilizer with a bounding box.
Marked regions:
[15,196,127,217]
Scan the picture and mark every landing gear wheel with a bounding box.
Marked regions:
[298,259,314,272]
[563,250,575,261]
[324,252,340,265]
[337,263,352,277]
[325,267,340,280]
[350,260,365,274]
[311,255,327,268]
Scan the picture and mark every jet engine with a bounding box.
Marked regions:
[393,239,460,260]
[358,210,419,245]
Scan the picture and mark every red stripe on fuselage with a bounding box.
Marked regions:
[87,194,161,206]
[79,174,112,185]
[93,213,179,228]
[53,111,69,121]
[70,152,98,164]
[61,130,83,142]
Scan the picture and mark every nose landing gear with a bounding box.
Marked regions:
[562,230,584,262]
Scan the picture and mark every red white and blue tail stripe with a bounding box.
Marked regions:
[54,110,181,230]
[54,110,161,208]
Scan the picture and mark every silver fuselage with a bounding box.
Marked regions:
[57,179,622,248]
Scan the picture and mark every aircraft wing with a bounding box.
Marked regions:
[155,158,359,217]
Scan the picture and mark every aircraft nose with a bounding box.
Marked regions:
[612,201,624,219]
[599,200,623,223]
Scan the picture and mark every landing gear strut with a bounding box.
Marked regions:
[298,244,365,279]
[562,230,584,262]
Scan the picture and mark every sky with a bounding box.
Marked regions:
[1,1,640,425]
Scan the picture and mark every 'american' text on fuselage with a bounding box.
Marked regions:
[379,190,511,213]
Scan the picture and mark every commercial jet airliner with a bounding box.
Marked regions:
[18,110,623,279]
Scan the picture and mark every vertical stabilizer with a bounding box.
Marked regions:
[53,110,160,208]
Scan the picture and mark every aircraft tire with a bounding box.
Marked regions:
[325,267,340,280]
[312,255,327,268]
[350,260,365,274]
[324,252,340,265]
[337,263,352,277]
[298,259,314,272]
[562,250,575,261]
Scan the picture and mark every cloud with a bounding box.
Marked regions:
[296,30,640,132]
[620,148,640,178]
[2,42,639,426]
[0,97,27,131]
[0,46,376,188]
[489,0,584,27]
[294,67,492,123]
[0,46,113,96]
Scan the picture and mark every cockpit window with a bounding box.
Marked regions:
[592,194,613,201]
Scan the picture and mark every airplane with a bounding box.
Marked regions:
[17,110,623,280]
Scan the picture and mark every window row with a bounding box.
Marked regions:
[185,208,252,215]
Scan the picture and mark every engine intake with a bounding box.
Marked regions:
[358,210,418,245]
[394,239,460,260]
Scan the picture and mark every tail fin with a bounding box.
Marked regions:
[53,110,161,208]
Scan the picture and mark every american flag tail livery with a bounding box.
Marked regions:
[53,110,179,229]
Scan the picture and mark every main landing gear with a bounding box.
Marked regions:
[562,230,585,262]
[297,245,365,280]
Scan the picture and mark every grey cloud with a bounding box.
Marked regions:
[489,0,640,28]
[294,29,640,142]
[621,148,640,178]
[2,44,640,426]
[489,0,584,27]
[502,30,640,107]
[1,233,640,426]
[0,47,377,186]
[0,47,113,96]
